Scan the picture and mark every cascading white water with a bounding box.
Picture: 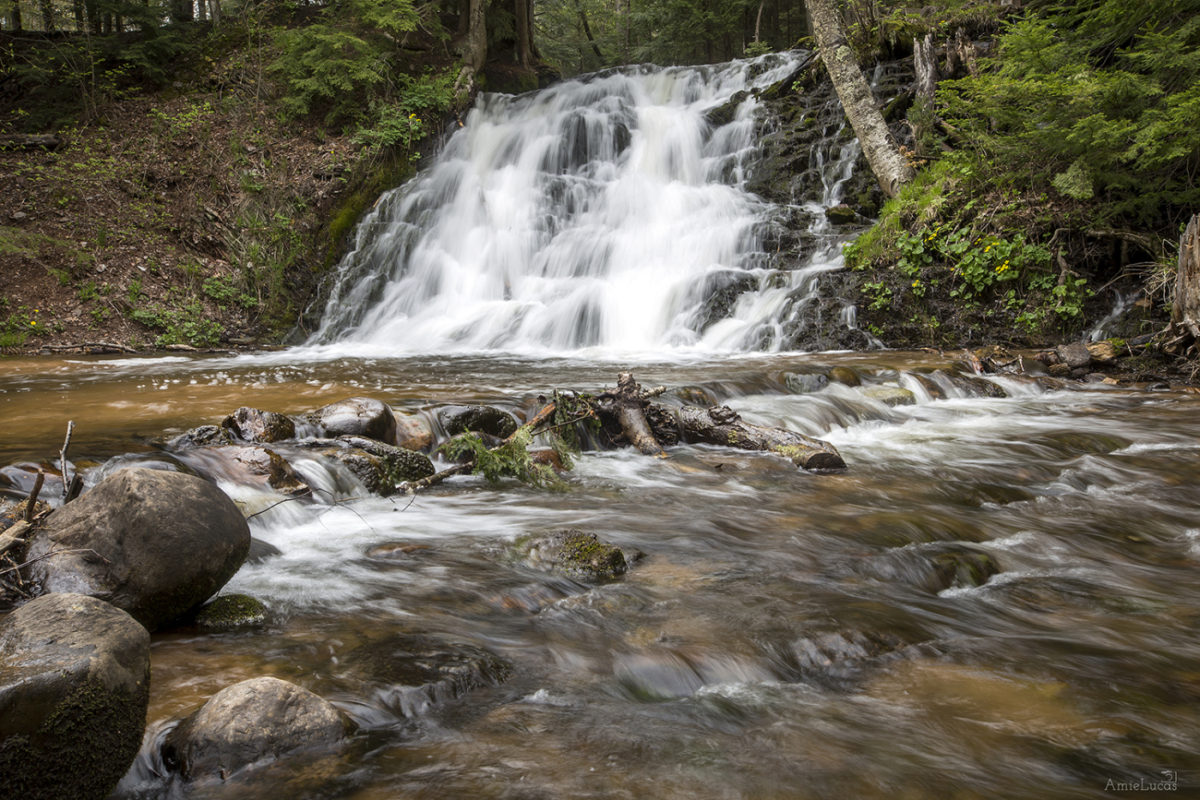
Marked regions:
[310,52,861,355]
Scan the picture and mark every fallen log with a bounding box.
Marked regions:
[0,133,62,151]
[667,403,846,471]
[595,372,667,457]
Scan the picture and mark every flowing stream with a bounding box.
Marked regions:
[2,55,1199,798]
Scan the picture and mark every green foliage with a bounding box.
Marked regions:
[271,0,421,125]
[937,1,1200,229]
[439,428,566,490]
[129,302,224,348]
[0,304,50,347]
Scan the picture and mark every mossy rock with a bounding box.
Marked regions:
[193,594,269,632]
[324,437,435,494]
[517,529,628,583]
[828,366,862,387]
[932,551,1001,590]
[862,385,916,407]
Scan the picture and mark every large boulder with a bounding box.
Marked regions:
[25,468,250,630]
[162,676,352,782]
[311,397,396,443]
[0,593,150,800]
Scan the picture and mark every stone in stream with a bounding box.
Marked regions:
[162,676,352,782]
[247,536,283,564]
[517,529,628,583]
[0,593,150,800]
[784,372,829,394]
[305,436,435,494]
[395,411,434,451]
[828,366,862,387]
[437,404,519,439]
[191,593,269,632]
[344,634,513,717]
[849,543,1001,595]
[166,424,237,449]
[310,397,397,443]
[862,385,916,407]
[221,406,297,443]
[25,468,251,631]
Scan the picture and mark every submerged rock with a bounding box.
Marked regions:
[437,404,519,439]
[311,397,397,443]
[784,372,829,394]
[26,468,251,630]
[862,385,916,407]
[0,593,150,800]
[163,676,352,782]
[345,634,512,717]
[518,529,627,583]
[166,424,236,449]
[828,366,862,387]
[247,536,282,564]
[222,407,296,443]
[311,436,435,494]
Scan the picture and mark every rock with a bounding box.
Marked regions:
[518,529,627,583]
[395,412,434,451]
[162,677,351,782]
[247,537,282,564]
[437,404,519,439]
[862,385,916,407]
[345,634,512,716]
[167,424,236,449]
[366,542,433,560]
[1086,340,1120,364]
[222,407,296,443]
[0,593,150,800]
[824,203,858,225]
[26,468,251,630]
[673,386,718,406]
[313,437,435,494]
[784,372,829,394]
[311,397,396,443]
[92,452,198,483]
[1056,341,1093,370]
[909,373,945,399]
[207,445,310,495]
[192,593,268,632]
[854,544,1001,594]
[828,366,862,387]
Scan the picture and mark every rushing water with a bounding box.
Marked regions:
[3,55,1200,799]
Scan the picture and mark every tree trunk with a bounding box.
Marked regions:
[805,0,914,197]
[8,0,21,31]
[208,0,219,26]
[599,372,666,457]
[453,0,488,100]
[515,0,535,66]
[669,404,846,471]
[574,0,604,62]
[914,33,938,105]
[753,0,765,44]
[39,0,53,31]
[1171,213,1200,339]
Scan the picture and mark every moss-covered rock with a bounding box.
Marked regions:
[193,593,269,632]
[0,593,150,800]
[437,404,519,439]
[517,529,628,583]
[318,435,436,494]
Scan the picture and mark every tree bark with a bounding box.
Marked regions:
[669,404,846,471]
[574,0,604,62]
[914,33,938,105]
[453,0,488,100]
[516,0,536,66]
[8,0,20,31]
[1171,213,1200,339]
[805,0,914,197]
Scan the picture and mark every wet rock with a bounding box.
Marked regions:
[781,629,911,688]
[784,372,829,394]
[1086,340,1120,364]
[909,373,945,399]
[26,468,251,631]
[247,536,282,563]
[311,397,396,443]
[1056,341,1093,370]
[824,204,858,225]
[518,529,627,583]
[222,407,296,443]
[690,269,759,332]
[162,676,352,782]
[312,437,435,494]
[395,412,434,451]
[862,385,916,407]
[0,593,150,800]
[828,366,861,387]
[939,371,1007,398]
[437,404,519,439]
[366,542,433,560]
[849,543,1000,595]
[673,386,718,406]
[226,445,310,495]
[614,651,774,701]
[192,593,269,632]
[345,634,512,717]
[92,452,198,483]
[167,424,236,449]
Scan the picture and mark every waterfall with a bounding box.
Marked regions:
[310,52,865,356]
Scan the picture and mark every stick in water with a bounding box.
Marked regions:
[59,420,75,500]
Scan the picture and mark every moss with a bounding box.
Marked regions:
[0,677,147,800]
[193,593,268,632]
[518,529,627,583]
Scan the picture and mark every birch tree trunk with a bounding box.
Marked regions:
[1171,213,1200,338]
[454,0,488,101]
[805,0,914,197]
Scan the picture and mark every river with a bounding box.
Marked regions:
[3,51,1199,799]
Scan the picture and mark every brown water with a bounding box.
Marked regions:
[3,350,1199,799]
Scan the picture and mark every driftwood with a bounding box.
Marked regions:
[596,372,667,457]
[669,404,846,471]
